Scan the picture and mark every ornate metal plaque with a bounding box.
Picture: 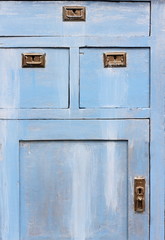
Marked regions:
[104,52,127,67]
[22,53,46,68]
[63,6,86,21]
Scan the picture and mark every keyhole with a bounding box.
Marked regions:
[138,188,142,194]
[136,186,144,195]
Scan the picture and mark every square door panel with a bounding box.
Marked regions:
[80,48,150,108]
[0,48,69,109]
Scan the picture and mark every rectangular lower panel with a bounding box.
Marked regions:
[20,140,128,240]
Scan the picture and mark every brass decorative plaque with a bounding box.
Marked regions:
[63,6,86,21]
[104,52,127,68]
[22,53,46,68]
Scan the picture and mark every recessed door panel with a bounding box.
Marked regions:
[80,48,149,108]
[20,140,128,240]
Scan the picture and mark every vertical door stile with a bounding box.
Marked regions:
[0,120,19,240]
[69,47,80,110]
[150,0,165,239]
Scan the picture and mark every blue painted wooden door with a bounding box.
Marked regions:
[0,1,164,240]
[0,120,149,240]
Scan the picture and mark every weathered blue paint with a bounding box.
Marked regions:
[150,1,165,239]
[0,120,149,240]
[0,48,69,109]
[80,48,150,108]
[20,140,128,239]
[0,1,150,37]
[0,1,164,240]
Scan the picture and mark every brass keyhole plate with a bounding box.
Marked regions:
[134,177,145,213]
[103,52,127,68]
[63,6,86,21]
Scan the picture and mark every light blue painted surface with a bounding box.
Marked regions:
[0,120,148,240]
[80,48,150,108]
[0,1,150,37]
[20,140,128,240]
[0,120,149,240]
[0,1,164,240]
[150,1,165,239]
[0,48,69,109]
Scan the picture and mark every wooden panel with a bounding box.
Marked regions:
[0,108,151,120]
[0,48,69,109]
[0,36,150,48]
[150,0,165,239]
[0,1,150,36]
[80,48,150,108]
[0,0,164,239]
[0,121,19,240]
[20,140,128,240]
[17,119,149,240]
[0,120,149,240]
